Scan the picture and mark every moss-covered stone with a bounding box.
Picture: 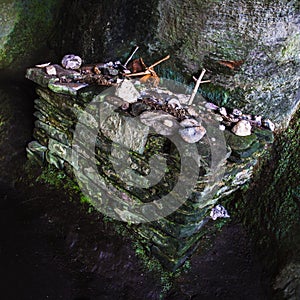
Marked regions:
[227,108,300,286]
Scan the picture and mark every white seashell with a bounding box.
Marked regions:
[205,102,219,110]
[219,124,226,131]
[231,120,252,136]
[61,54,82,70]
[219,107,227,116]
[45,65,57,76]
[262,119,275,131]
[254,115,262,126]
[232,108,242,117]
[210,204,230,220]
[168,98,182,109]
[35,62,51,68]
[179,118,206,143]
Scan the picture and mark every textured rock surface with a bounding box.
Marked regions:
[26,66,274,269]
[0,0,62,70]
[52,0,300,129]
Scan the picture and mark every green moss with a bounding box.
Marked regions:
[228,108,300,268]
[0,0,62,69]
[36,164,94,207]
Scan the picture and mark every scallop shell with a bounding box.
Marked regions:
[61,54,82,70]
[178,118,206,143]
[167,98,182,109]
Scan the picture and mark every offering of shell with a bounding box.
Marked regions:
[178,119,206,143]
[61,54,82,70]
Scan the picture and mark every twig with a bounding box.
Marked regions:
[149,55,170,69]
[192,76,211,84]
[125,54,170,77]
[124,46,139,67]
[125,70,151,77]
[188,69,206,105]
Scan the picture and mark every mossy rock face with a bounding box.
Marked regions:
[52,0,299,129]
[0,0,62,71]
[228,108,300,286]
[225,131,258,151]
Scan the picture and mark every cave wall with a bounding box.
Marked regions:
[52,0,300,129]
[0,0,63,72]
[45,0,300,285]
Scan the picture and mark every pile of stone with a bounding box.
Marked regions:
[25,53,274,270]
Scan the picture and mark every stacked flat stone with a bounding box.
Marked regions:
[25,66,274,270]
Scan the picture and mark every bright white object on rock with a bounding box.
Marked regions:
[116,79,140,103]
[231,120,252,136]
[61,54,82,70]
[210,204,230,220]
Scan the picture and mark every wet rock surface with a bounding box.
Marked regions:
[0,0,63,71]
[51,0,300,129]
[0,81,273,299]
[25,59,274,270]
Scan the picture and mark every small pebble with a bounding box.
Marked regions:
[45,65,56,76]
[231,120,252,136]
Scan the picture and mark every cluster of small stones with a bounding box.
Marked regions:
[25,55,274,270]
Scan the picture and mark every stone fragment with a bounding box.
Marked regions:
[115,79,140,103]
[25,67,58,87]
[48,82,88,95]
[186,106,199,117]
[231,120,252,136]
[176,94,190,104]
[140,111,179,136]
[168,98,182,109]
[26,140,47,163]
[45,65,57,76]
[99,104,149,154]
[205,102,219,110]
